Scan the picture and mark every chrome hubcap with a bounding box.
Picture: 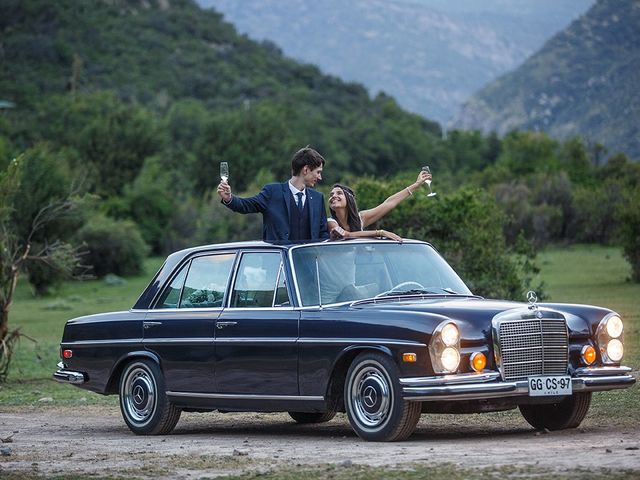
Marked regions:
[350,363,392,429]
[123,365,156,425]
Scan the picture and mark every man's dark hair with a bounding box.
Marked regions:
[291,147,325,176]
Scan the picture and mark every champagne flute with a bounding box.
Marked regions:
[220,162,229,183]
[422,165,437,197]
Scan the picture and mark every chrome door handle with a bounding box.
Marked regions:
[216,321,238,329]
[143,321,162,329]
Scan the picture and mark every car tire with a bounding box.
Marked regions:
[288,410,337,424]
[344,352,421,441]
[519,392,592,431]
[119,359,181,435]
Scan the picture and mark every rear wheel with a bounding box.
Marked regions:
[519,392,592,431]
[288,410,337,424]
[344,352,421,441]
[119,359,181,435]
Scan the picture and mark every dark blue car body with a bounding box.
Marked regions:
[55,240,635,441]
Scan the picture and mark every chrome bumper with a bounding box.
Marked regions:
[53,361,87,385]
[401,367,636,401]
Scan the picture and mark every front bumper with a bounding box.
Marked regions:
[401,366,636,401]
[53,361,87,385]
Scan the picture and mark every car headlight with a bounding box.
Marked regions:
[596,313,625,364]
[606,315,623,338]
[429,321,460,374]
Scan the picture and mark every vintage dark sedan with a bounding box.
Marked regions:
[54,240,635,441]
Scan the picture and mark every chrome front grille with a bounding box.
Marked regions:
[496,315,569,381]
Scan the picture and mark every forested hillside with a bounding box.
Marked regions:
[201,0,592,125]
[453,0,640,160]
[0,0,442,186]
[1,0,639,305]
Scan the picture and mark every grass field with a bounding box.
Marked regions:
[1,245,638,414]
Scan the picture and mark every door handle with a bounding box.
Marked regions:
[143,321,162,329]
[216,321,238,329]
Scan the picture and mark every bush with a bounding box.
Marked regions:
[354,179,543,300]
[77,215,149,277]
[616,190,640,282]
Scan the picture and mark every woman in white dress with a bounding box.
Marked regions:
[327,170,430,241]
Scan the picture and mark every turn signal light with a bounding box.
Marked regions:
[63,349,73,359]
[403,353,417,363]
[581,345,596,365]
[470,352,486,372]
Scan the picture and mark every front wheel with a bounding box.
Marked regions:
[119,359,181,435]
[344,352,421,441]
[519,392,592,431]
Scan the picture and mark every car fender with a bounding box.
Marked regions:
[106,350,162,394]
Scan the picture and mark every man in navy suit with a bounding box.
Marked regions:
[217,147,329,241]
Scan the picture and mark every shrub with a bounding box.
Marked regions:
[354,178,543,300]
[616,190,640,282]
[77,215,149,277]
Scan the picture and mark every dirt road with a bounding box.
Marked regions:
[1,406,639,478]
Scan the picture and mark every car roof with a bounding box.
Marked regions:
[133,239,429,310]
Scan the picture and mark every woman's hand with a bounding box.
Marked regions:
[380,230,402,242]
[416,170,431,184]
[330,225,347,240]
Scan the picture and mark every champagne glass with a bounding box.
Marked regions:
[220,162,229,183]
[422,165,437,197]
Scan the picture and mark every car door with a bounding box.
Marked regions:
[143,252,236,394]
[215,250,299,395]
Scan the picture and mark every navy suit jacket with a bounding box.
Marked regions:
[224,182,329,241]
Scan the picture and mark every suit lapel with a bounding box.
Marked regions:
[307,189,316,230]
[282,182,291,217]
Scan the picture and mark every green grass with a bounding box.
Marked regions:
[0,257,163,405]
[538,244,640,370]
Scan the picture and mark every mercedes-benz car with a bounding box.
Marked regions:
[54,240,635,441]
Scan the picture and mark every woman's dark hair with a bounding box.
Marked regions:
[329,184,362,232]
[291,146,325,175]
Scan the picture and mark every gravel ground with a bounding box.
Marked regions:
[1,405,639,479]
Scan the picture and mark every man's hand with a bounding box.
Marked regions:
[217,180,232,203]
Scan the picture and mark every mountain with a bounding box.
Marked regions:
[198,0,593,125]
[453,0,640,160]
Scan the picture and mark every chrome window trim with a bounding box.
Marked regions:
[228,250,286,309]
[166,391,323,401]
[150,250,238,310]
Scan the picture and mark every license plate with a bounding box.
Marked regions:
[528,375,572,397]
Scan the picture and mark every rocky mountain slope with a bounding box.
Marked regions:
[453,0,640,159]
[199,0,592,125]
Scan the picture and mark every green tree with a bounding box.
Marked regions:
[354,178,543,300]
[77,100,164,196]
[0,154,85,381]
[616,189,640,282]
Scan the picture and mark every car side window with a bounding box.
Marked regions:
[155,264,188,309]
[179,254,235,308]
[231,252,283,308]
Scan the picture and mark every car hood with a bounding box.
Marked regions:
[347,296,609,339]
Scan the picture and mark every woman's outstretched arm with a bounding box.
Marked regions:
[359,170,430,227]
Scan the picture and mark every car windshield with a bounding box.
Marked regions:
[291,242,472,306]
